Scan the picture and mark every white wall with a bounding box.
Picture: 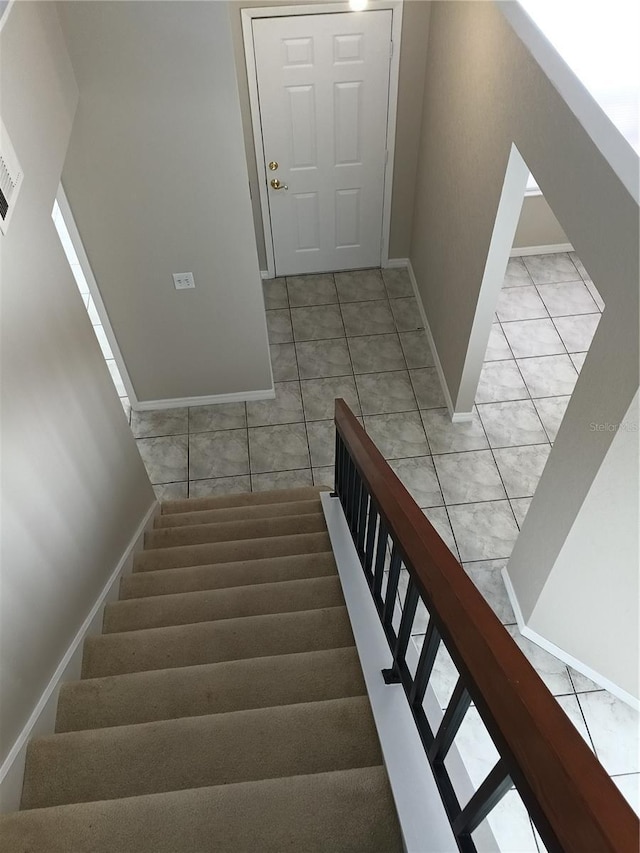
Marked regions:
[409,1,639,698]
[58,1,272,406]
[0,1,155,769]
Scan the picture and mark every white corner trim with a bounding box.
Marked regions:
[502,567,640,711]
[382,257,409,269]
[455,143,529,418]
[320,493,458,853]
[133,388,275,412]
[260,269,272,280]
[0,0,16,34]
[510,243,574,257]
[405,261,458,420]
[56,185,139,407]
[0,501,159,812]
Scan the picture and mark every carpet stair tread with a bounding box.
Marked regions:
[144,512,327,550]
[56,647,365,732]
[22,696,380,809]
[155,497,323,529]
[161,485,325,515]
[82,605,354,678]
[103,575,344,633]
[119,551,337,600]
[133,530,331,572]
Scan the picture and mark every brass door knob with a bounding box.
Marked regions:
[270,178,288,191]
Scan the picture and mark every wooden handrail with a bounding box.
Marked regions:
[334,398,639,853]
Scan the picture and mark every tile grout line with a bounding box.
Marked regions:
[480,275,596,729]
[467,405,525,548]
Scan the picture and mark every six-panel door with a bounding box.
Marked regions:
[253,11,393,276]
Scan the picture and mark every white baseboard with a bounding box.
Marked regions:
[451,411,474,423]
[0,501,159,812]
[133,387,275,412]
[502,567,639,711]
[260,269,271,280]
[383,257,409,269]
[510,243,574,257]
[405,261,459,420]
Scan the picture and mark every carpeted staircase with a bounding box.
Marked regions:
[1,486,403,852]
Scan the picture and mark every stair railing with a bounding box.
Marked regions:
[332,398,638,853]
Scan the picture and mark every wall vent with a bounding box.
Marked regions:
[0,118,24,235]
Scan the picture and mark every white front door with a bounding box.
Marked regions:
[252,11,393,276]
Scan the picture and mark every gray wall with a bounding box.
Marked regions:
[59,1,272,405]
[0,2,155,767]
[228,0,432,266]
[390,0,431,258]
[409,1,639,697]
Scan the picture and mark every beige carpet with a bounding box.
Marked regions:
[1,486,403,852]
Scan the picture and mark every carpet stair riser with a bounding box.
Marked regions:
[56,647,366,733]
[22,697,380,809]
[133,531,331,572]
[103,576,344,633]
[161,486,324,515]
[82,606,355,679]
[119,551,337,600]
[144,513,327,550]
[155,498,322,529]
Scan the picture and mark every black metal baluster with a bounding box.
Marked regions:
[348,468,361,535]
[382,546,402,631]
[394,578,419,661]
[341,440,349,503]
[345,458,356,526]
[408,618,441,706]
[372,521,388,612]
[452,759,511,838]
[339,440,349,507]
[356,486,369,557]
[363,504,379,582]
[383,577,419,685]
[334,431,343,497]
[429,678,472,764]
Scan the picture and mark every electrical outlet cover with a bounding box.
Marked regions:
[173,272,195,290]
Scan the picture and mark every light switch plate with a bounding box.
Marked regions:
[173,272,195,290]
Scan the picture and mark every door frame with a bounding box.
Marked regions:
[242,1,403,279]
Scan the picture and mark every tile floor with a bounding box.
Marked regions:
[57,218,637,852]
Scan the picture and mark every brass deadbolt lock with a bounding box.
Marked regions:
[268,161,279,171]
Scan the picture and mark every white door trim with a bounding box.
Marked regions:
[242,1,403,279]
